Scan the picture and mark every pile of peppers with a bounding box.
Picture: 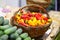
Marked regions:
[14,12,51,27]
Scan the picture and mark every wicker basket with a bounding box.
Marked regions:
[26,0,51,8]
[11,4,52,38]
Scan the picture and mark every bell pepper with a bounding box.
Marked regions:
[32,17,37,25]
[34,13,42,17]
[48,19,52,22]
[28,20,35,26]
[41,19,46,24]
[41,15,45,19]
[36,16,42,20]
[15,14,21,19]
[37,13,42,16]
[37,20,41,25]
[43,17,48,21]
[32,12,35,14]
[17,19,24,24]
[28,13,33,17]
[25,20,28,24]
[34,13,42,20]
[19,22,29,27]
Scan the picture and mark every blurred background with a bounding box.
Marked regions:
[0,0,58,11]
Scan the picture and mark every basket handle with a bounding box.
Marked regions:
[16,4,49,18]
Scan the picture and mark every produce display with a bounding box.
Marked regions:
[14,11,52,27]
[0,16,34,40]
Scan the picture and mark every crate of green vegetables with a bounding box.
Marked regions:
[0,16,35,40]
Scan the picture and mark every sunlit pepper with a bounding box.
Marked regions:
[41,19,46,24]
[32,17,37,25]
[17,19,24,24]
[28,20,35,26]
[19,22,29,27]
[48,19,52,22]
[37,20,41,25]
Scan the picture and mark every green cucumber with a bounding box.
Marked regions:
[0,25,11,30]
[16,37,22,40]
[0,39,1,40]
[0,16,4,25]
[4,26,17,34]
[8,24,12,27]
[0,30,4,36]
[15,28,23,34]
[20,33,28,39]
[10,33,19,39]
[24,37,31,40]
[0,35,8,40]
[3,19,9,25]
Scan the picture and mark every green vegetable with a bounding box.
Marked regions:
[3,19,9,25]
[20,33,28,39]
[4,26,17,34]
[55,32,60,40]
[15,28,23,34]
[0,39,1,40]
[32,39,35,40]
[24,37,31,40]
[0,16,4,25]
[0,25,11,30]
[8,24,12,27]
[0,30,4,36]
[16,37,22,40]
[10,33,19,39]
[0,35,8,40]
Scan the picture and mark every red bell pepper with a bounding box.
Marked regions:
[34,13,42,20]
[19,22,29,27]
[28,13,33,17]
[43,17,48,21]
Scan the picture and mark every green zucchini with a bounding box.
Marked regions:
[0,25,11,30]
[4,26,17,34]
[15,28,23,34]
[0,16,4,25]
[0,30,4,36]
[3,19,9,25]
[24,37,31,40]
[32,39,35,40]
[10,33,19,39]
[0,35,8,40]
[20,33,28,39]
[16,37,22,40]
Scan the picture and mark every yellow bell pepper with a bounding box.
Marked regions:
[20,19,24,23]
[15,14,21,19]
[41,15,45,19]
[37,20,41,25]
[48,19,52,22]
[17,19,24,23]
[32,12,35,14]
[41,19,46,24]
[33,17,37,22]
[28,20,32,25]
[33,17,37,25]
[25,20,28,24]
[28,20,36,26]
